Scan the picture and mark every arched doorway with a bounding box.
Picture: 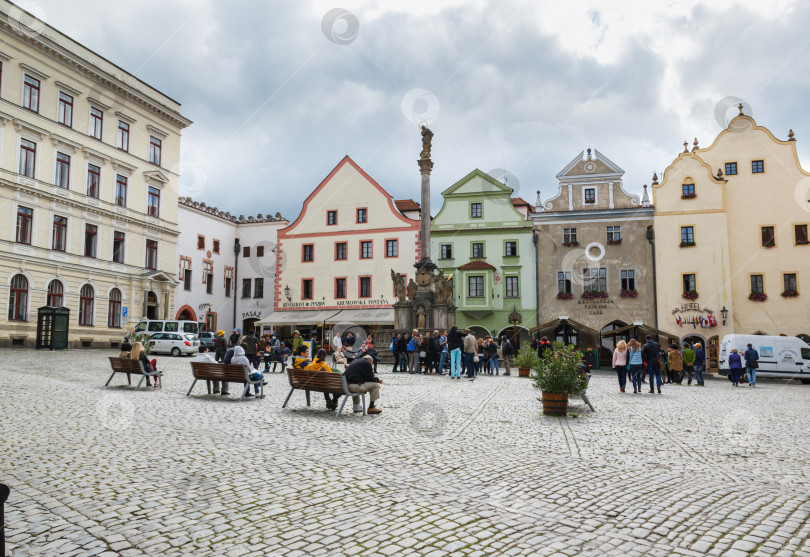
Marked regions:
[600,320,629,365]
[176,305,196,321]
[146,291,159,320]
[499,326,530,351]
[681,333,706,349]
[469,325,490,340]
[243,317,259,334]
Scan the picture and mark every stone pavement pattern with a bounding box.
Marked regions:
[2,349,810,557]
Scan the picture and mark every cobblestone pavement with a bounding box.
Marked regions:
[2,349,810,557]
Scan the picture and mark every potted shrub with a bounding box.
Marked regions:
[748,291,767,302]
[620,289,638,298]
[682,290,699,301]
[557,291,573,300]
[513,343,540,377]
[530,343,586,416]
[781,289,799,298]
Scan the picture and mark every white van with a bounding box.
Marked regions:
[718,334,810,383]
[126,319,199,340]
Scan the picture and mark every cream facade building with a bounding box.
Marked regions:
[652,111,810,366]
[0,2,191,348]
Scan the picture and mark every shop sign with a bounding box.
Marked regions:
[281,301,326,308]
[578,298,614,315]
[336,299,391,306]
[671,302,713,315]
[242,310,262,319]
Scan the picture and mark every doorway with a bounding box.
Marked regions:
[146,291,159,320]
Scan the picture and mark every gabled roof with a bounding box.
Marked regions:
[395,199,420,212]
[458,260,496,270]
[442,169,513,196]
[511,197,534,209]
[556,149,624,179]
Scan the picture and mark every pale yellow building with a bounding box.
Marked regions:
[0,1,191,348]
[652,110,810,368]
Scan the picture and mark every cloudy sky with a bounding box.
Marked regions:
[22,0,810,220]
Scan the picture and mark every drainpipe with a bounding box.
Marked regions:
[233,239,241,331]
[533,231,540,333]
[646,226,658,328]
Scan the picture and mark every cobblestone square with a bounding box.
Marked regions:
[2,349,810,556]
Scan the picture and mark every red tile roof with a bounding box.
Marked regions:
[395,199,420,212]
[458,260,496,270]
[511,197,534,209]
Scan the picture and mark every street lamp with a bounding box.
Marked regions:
[720,306,728,326]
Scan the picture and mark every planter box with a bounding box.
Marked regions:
[541,392,568,416]
[518,366,530,377]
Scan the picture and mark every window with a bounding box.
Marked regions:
[784,273,798,293]
[83,224,97,257]
[47,280,63,307]
[149,136,162,165]
[19,139,36,178]
[115,175,127,207]
[468,276,484,298]
[607,226,621,243]
[113,231,125,263]
[505,276,519,298]
[302,279,313,300]
[752,160,764,174]
[583,268,607,292]
[86,165,100,198]
[563,228,577,244]
[386,239,398,258]
[472,242,484,258]
[16,206,33,244]
[361,241,372,259]
[22,74,40,112]
[471,203,482,218]
[504,241,517,257]
[213,239,220,254]
[197,235,205,250]
[359,276,371,298]
[57,92,73,127]
[89,107,103,140]
[795,224,809,245]
[117,121,129,151]
[145,239,158,270]
[225,276,232,297]
[682,183,695,197]
[682,274,696,293]
[79,285,94,326]
[302,244,314,262]
[681,226,695,244]
[440,244,453,259]
[55,152,70,189]
[242,278,252,298]
[621,269,636,290]
[725,162,737,175]
[750,274,764,293]
[183,269,192,291]
[327,210,337,225]
[335,242,347,260]
[254,278,264,299]
[147,187,160,217]
[52,216,67,251]
[206,273,214,295]
[584,188,596,204]
[761,226,775,248]
[557,271,572,294]
[335,278,347,299]
[108,288,122,328]
[243,246,250,257]
[256,245,264,257]
[356,208,367,223]
[8,274,28,320]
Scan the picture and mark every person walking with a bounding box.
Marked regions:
[463,329,477,381]
[486,338,500,375]
[447,326,464,379]
[229,329,241,348]
[501,335,514,376]
[642,335,662,394]
[242,329,260,369]
[628,339,643,393]
[396,332,409,373]
[612,340,628,392]
[728,348,743,386]
[693,342,706,386]
[213,330,227,363]
[390,333,400,373]
[667,344,683,385]
[681,343,696,385]
[744,343,759,387]
[437,330,448,375]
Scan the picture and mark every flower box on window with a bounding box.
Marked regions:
[556,291,573,300]
[679,241,696,248]
[562,241,580,247]
[620,289,638,298]
[781,290,799,298]
[682,290,699,301]
[581,290,608,300]
[748,292,767,302]
[763,241,775,248]
[797,240,810,246]
[607,239,622,245]
[681,192,697,199]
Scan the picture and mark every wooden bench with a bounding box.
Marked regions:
[282,367,364,418]
[106,357,161,390]
[187,362,264,401]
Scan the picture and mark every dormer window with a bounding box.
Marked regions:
[584,188,596,204]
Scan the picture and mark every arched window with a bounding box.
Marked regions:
[79,284,94,326]
[47,280,64,307]
[8,274,28,321]
[108,288,122,328]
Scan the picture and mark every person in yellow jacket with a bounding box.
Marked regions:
[305,349,341,410]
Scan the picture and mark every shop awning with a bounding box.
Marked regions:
[256,309,340,326]
[602,323,680,344]
[530,317,601,337]
[325,308,395,325]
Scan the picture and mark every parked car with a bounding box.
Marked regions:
[198,332,216,349]
[124,319,199,342]
[148,333,199,356]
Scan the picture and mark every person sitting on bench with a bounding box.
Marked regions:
[194,345,221,394]
[292,345,310,369]
[344,355,382,415]
[306,349,342,410]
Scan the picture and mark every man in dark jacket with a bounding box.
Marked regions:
[642,335,662,394]
[537,336,552,359]
[344,355,382,414]
[693,343,706,386]
[242,329,260,369]
[744,343,759,387]
[213,330,228,362]
[390,333,400,373]
[396,333,409,373]
[229,329,240,347]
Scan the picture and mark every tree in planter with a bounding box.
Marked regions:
[530,343,586,416]
[513,343,540,373]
